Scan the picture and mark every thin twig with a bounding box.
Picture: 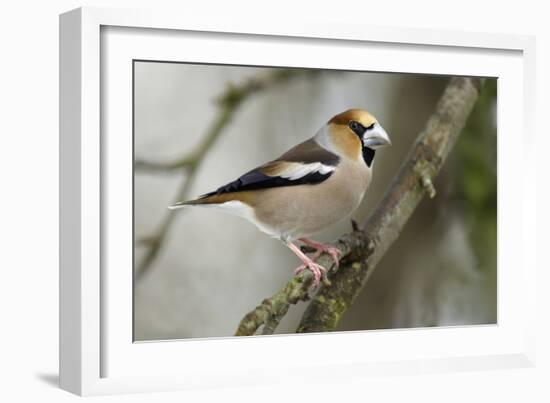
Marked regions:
[134,154,198,173]
[135,69,319,280]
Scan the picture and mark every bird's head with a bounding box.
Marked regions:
[318,108,391,166]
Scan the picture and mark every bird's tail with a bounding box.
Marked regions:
[168,192,240,210]
[168,199,200,210]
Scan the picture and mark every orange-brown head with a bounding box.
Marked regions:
[317,109,391,164]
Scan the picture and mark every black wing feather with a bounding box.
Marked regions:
[201,169,332,198]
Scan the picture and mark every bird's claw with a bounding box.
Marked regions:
[294,261,327,288]
[300,240,342,270]
[307,244,341,270]
[322,245,341,269]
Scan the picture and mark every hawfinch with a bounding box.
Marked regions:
[170,109,391,287]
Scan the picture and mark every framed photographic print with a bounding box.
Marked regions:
[60,6,537,396]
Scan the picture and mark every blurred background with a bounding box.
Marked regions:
[133,61,497,341]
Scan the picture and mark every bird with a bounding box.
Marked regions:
[169,109,391,287]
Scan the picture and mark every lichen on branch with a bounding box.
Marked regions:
[235,228,371,336]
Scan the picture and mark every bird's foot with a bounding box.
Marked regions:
[294,258,327,288]
[299,238,342,269]
[286,241,329,288]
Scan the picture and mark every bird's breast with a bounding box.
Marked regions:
[251,160,371,239]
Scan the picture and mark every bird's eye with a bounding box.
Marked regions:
[348,120,364,136]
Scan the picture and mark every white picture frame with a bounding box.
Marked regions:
[59,6,537,396]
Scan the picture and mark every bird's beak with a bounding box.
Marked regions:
[363,123,391,149]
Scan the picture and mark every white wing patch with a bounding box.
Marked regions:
[277,162,335,181]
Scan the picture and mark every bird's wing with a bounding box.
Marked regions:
[201,138,340,197]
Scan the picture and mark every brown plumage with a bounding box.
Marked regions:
[170,109,391,287]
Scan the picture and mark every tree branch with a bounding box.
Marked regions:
[234,77,484,336]
[235,229,370,336]
[135,69,319,280]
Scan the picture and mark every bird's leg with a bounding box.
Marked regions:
[299,238,341,269]
[286,242,326,288]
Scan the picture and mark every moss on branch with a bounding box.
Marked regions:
[235,229,371,336]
